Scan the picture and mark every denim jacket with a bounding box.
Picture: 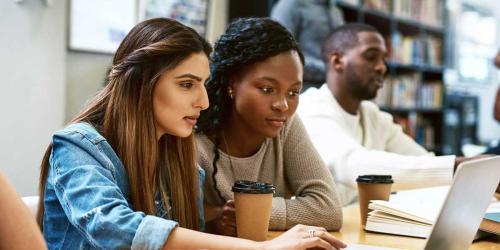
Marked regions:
[42,123,205,250]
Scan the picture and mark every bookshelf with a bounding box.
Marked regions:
[336,0,447,154]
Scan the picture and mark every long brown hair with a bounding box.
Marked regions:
[37,18,211,230]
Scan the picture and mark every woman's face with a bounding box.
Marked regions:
[153,52,209,139]
[230,50,303,138]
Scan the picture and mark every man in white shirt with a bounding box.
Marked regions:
[298,23,467,205]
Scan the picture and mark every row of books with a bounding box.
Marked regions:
[363,0,391,13]
[389,32,442,67]
[374,74,443,109]
[338,0,360,6]
[393,113,435,149]
[338,0,444,27]
[393,0,444,27]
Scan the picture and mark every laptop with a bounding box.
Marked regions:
[346,156,500,250]
[423,156,500,249]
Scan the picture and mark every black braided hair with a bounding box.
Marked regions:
[196,17,304,202]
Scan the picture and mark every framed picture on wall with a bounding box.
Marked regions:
[138,0,210,36]
[68,0,137,54]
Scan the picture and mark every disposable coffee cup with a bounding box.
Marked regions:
[356,175,393,227]
[232,180,275,241]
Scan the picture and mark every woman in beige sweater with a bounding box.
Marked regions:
[196,17,343,236]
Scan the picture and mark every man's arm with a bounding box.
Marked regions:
[299,110,454,191]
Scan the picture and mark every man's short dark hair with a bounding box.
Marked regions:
[322,23,380,63]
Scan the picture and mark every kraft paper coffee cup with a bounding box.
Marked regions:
[356,175,393,227]
[232,180,275,241]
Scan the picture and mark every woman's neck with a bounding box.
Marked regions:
[219,115,266,158]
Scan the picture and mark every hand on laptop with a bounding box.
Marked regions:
[454,155,500,194]
[454,155,495,173]
[262,225,347,250]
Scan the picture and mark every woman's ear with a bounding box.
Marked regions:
[228,75,238,99]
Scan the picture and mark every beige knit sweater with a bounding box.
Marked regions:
[196,115,342,231]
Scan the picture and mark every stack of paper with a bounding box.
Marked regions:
[365,186,499,238]
[365,186,447,238]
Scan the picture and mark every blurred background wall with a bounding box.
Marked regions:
[0,0,66,195]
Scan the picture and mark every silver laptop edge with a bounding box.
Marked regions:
[424,156,500,250]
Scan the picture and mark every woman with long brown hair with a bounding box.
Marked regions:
[37,18,346,249]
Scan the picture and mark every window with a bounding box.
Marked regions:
[455,4,497,84]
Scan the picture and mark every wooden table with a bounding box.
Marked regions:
[267,205,500,249]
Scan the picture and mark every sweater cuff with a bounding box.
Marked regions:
[417,155,455,184]
[424,155,455,169]
[269,197,287,230]
[131,215,178,250]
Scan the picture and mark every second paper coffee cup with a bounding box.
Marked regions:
[356,175,393,227]
[232,180,275,241]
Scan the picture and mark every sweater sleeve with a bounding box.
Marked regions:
[301,104,454,191]
[270,115,342,231]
